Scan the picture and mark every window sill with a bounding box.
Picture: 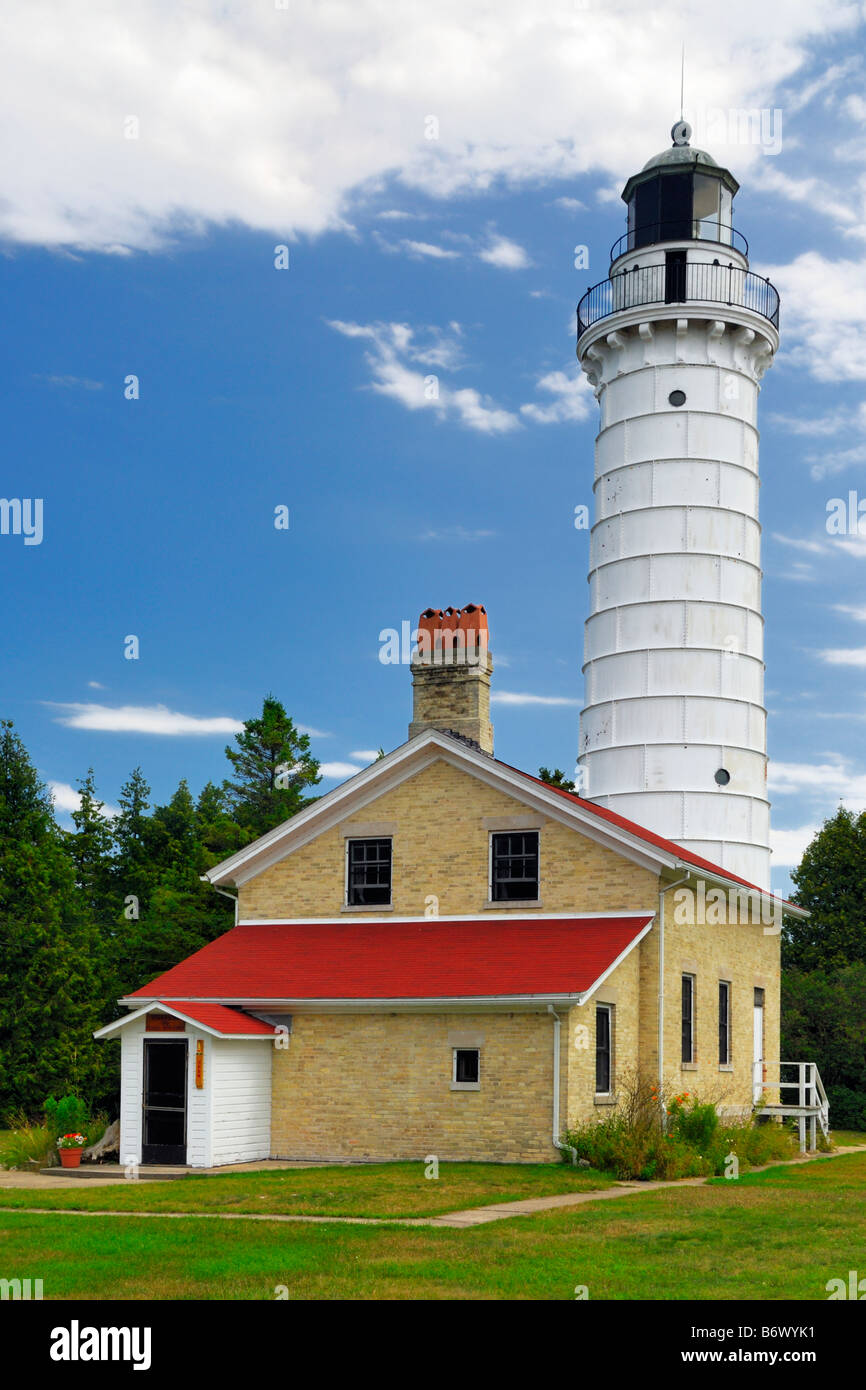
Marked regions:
[450,1082,480,1092]
[718,1064,734,1072]
[681,1062,698,1072]
[483,899,542,910]
[340,903,393,913]
[594,1094,617,1106]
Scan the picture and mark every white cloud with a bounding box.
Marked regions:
[768,757,866,808]
[48,780,119,818]
[770,824,818,867]
[520,370,593,424]
[834,604,866,622]
[349,749,381,762]
[419,525,496,540]
[327,318,520,434]
[319,761,365,779]
[47,702,245,735]
[492,691,581,707]
[297,725,331,738]
[818,646,866,667]
[765,251,866,384]
[399,239,459,259]
[37,374,103,391]
[0,2,856,253]
[87,680,105,689]
[479,236,530,270]
[770,532,826,555]
[552,196,586,212]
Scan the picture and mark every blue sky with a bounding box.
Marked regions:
[1,1,865,896]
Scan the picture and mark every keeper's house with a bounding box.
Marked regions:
[95,606,803,1168]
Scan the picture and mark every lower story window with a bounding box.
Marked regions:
[719,980,731,1065]
[453,1048,480,1086]
[682,974,696,1064]
[596,1004,613,1094]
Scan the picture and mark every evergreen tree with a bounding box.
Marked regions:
[785,807,866,971]
[111,767,152,916]
[68,768,115,922]
[538,766,576,793]
[223,694,320,839]
[0,722,105,1115]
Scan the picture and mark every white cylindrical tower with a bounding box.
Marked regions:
[576,124,779,889]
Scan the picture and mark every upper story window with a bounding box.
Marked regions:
[490,831,539,902]
[346,838,392,907]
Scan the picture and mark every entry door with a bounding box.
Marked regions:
[665,250,688,304]
[752,988,765,1104]
[142,1040,188,1164]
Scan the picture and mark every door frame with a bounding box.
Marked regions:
[141,1038,188,1165]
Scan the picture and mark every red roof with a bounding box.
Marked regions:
[506,762,795,904]
[159,1001,277,1036]
[128,916,653,1003]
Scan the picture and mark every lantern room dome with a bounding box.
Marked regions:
[641,144,718,171]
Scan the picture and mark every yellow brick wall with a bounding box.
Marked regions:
[652,887,781,1115]
[271,1011,563,1162]
[230,754,783,1156]
[239,758,659,920]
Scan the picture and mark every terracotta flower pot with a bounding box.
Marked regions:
[58,1147,83,1169]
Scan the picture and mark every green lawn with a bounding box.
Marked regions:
[0,1160,613,1218]
[829,1129,866,1147]
[1,1151,863,1300]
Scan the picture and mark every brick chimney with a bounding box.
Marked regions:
[408,604,493,754]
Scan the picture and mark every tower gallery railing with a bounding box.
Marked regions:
[577,261,780,339]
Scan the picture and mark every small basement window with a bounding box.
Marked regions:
[491,831,539,901]
[346,837,392,906]
[452,1048,480,1090]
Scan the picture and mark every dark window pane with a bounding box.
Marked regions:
[719,982,730,1065]
[633,177,660,247]
[596,1006,611,1093]
[491,831,539,901]
[659,172,693,239]
[347,838,392,906]
[455,1049,479,1084]
[665,250,687,303]
[682,975,694,1064]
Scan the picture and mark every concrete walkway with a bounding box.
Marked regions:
[2,1145,864,1229]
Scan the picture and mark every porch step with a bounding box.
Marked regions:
[41,1164,190,1181]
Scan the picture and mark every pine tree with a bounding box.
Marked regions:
[0,722,105,1115]
[68,768,115,922]
[223,695,320,839]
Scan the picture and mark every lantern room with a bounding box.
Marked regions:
[618,121,741,257]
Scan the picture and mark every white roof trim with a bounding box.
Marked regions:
[93,1000,273,1041]
[572,917,656,1005]
[200,729,798,915]
[233,910,657,926]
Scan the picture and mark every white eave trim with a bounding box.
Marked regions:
[232,910,657,926]
[93,1001,275,1041]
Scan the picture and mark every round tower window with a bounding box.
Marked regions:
[714,768,731,786]
[668,390,686,407]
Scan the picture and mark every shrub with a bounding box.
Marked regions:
[825,1086,866,1132]
[44,1094,89,1141]
[561,1070,797,1180]
[1,1112,54,1170]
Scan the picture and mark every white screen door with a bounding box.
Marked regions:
[753,987,765,1104]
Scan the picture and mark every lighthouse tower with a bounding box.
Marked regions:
[576,123,780,889]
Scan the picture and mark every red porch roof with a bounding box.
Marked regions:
[159,1001,277,1035]
[127,915,653,1004]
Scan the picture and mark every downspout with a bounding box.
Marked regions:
[658,875,690,1127]
[547,1004,578,1165]
[206,880,239,926]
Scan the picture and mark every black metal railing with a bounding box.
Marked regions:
[610,221,749,263]
[577,261,780,339]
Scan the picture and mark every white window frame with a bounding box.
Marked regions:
[595,1003,614,1097]
[682,972,696,1066]
[451,1047,481,1091]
